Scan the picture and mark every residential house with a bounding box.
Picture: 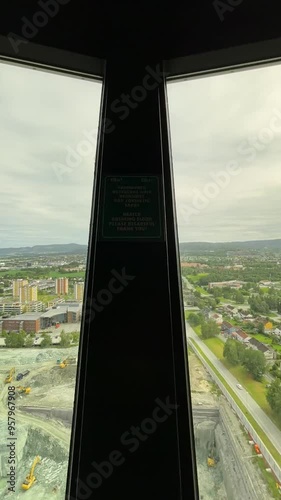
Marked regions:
[224,305,239,317]
[208,312,223,325]
[259,281,272,287]
[248,337,276,360]
[234,328,250,344]
[221,321,237,337]
[242,313,254,322]
[273,327,281,337]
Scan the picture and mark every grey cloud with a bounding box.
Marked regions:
[0,61,101,248]
[168,62,281,243]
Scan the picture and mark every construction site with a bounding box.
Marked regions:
[0,346,78,499]
[188,349,275,500]
[0,345,278,499]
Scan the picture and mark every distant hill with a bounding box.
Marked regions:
[179,239,281,253]
[0,243,88,257]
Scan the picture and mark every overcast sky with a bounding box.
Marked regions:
[168,63,281,242]
[0,61,101,248]
[1,61,281,247]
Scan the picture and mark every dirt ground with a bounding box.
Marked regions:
[187,350,219,406]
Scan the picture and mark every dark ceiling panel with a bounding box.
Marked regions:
[0,1,281,61]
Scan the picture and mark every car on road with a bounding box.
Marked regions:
[236,383,242,390]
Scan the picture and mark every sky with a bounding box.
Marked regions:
[168,63,281,242]
[0,61,101,248]
[1,61,281,247]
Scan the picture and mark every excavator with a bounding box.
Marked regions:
[16,386,31,395]
[5,367,15,384]
[60,359,68,368]
[21,455,41,490]
[207,456,216,467]
[207,443,219,467]
[59,357,76,368]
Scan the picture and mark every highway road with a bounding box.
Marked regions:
[185,321,281,457]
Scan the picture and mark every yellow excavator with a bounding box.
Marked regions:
[207,444,218,467]
[207,456,216,467]
[16,386,31,395]
[60,359,68,368]
[5,367,15,384]
[21,455,41,490]
[60,357,76,369]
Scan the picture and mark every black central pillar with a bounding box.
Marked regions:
[67,56,199,500]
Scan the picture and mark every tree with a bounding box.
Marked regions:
[223,339,239,365]
[25,336,34,347]
[40,334,52,348]
[4,332,25,348]
[188,313,204,327]
[72,332,80,343]
[233,291,245,304]
[236,341,246,363]
[201,320,220,339]
[60,332,71,348]
[257,323,265,334]
[0,329,7,338]
[267,379,281,415]
[243,349,266,381]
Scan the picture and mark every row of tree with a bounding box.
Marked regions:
[223,338,266,380]
[209,286,245,303]
[188,314,220,339]
[1,330,79,348]
[267,379,281,418]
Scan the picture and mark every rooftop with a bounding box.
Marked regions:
[248,337,270,353]
[3,312,42,321]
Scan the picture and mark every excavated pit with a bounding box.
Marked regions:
[194,420,227,500]
[0,347,77,498]
[0,424,69,499]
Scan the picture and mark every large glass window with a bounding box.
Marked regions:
[0,60,102,499]
[167,63,281,499]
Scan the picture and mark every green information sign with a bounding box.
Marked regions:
[101,176,163,240]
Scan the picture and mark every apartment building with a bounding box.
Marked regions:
[74,282,84,301]
[0,302,24,315]
[25,301,44,313]
[12,279,28,298]
[19,285,38,303]
[55,277,69,295]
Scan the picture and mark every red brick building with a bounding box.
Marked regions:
[3,313,41,333]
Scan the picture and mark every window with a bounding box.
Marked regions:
[0,60,102,498]
[167,62,281,498]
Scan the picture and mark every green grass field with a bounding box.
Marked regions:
[198,333,281,431]
[0,270,85,279]
[218,297,237,304]
[186,273,209,283]
[195,285,209,295]
[37,292,74,303]
[253,333,272,344]
[47,271,85,279]
[203,336,224,359]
